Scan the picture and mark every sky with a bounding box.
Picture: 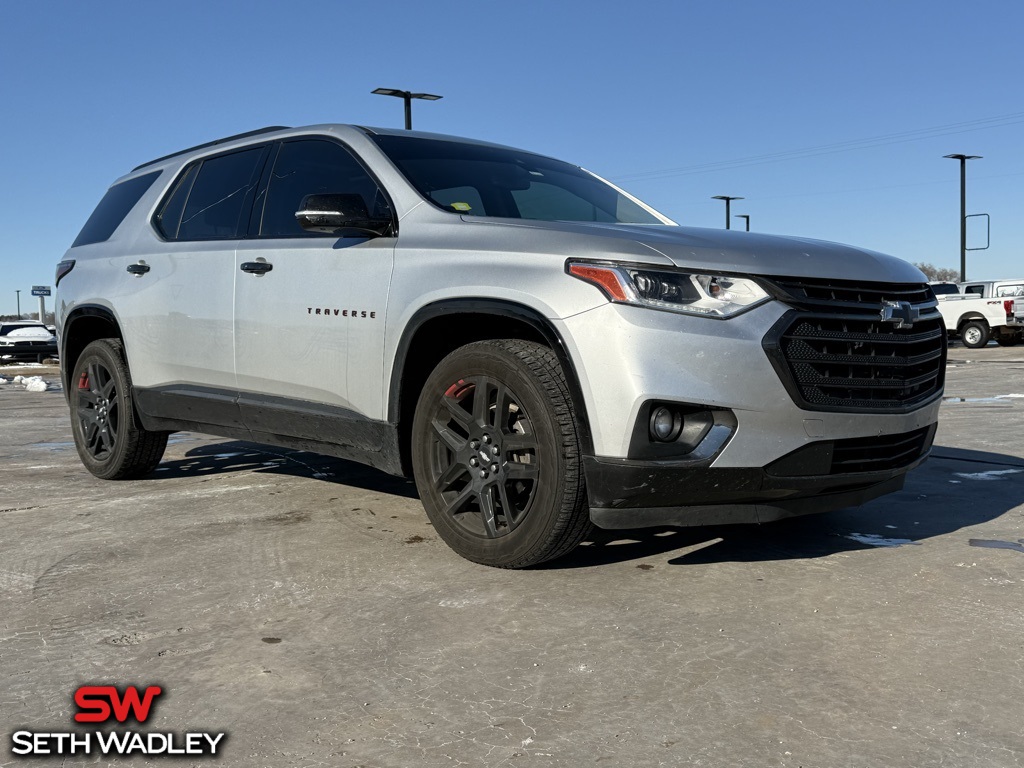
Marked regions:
[1,0,1022,316]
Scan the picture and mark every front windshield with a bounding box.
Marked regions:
[371,134,671,224]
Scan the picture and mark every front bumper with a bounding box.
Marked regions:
[0,342,58,362]
[586,423,936,528]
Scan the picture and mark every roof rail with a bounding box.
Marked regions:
[132,126,291,171]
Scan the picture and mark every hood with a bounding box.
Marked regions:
[3,327,55,340]
[466,219,926,284]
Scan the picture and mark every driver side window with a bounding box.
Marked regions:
[257,139,388,237]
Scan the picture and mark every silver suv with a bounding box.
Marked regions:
[56,124,945,567]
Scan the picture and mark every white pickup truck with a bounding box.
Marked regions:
[932,284,1024,348]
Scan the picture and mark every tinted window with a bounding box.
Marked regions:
[372,134,667,224]
[964,285,984,296]
[258,140,387,237]
[72,171,160,247]
[176,147,267,240]
[154,163,198,239]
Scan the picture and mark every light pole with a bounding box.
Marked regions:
[712,196,744,229]
[15,289,20,318]
[943,153,982,282]
[734,214,750,232]
[372,88,443,130]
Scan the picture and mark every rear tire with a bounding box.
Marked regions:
[70,339,168,480]
[411,340,590,568]
[996,333,1022,347]
[960,320,989,349]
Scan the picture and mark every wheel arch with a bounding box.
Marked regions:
[957,312,988,329]
[389,298,593,475]
[60,305,124,396]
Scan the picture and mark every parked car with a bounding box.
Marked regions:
[56,124,944,567]
[0,321,58,363]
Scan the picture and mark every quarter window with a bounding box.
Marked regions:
[73,171,160,247]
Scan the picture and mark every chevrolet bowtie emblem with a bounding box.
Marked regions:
[880,300,920,329]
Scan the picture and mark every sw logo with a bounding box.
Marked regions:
[9,684,226,758]
[74,684,162,723]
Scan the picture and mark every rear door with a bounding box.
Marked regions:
[120,145,269,427]
[233,138,395,441]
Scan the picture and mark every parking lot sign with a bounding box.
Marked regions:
[31,285,51,296]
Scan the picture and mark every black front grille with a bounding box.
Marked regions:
[763,277,946,412]
[769,278,935,310]
[766,424,936,477]
[830,426,934,474]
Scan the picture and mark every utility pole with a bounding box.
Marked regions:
[712,196,744,229]
[943,154,982,282]
[15,289,20,318]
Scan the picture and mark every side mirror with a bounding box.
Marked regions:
[295,194,391,236]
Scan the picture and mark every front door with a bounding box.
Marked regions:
[233,138,395,442]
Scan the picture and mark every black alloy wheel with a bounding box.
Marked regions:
[411,340,590,568]
[70,339,167,480]
[427,374,540,538]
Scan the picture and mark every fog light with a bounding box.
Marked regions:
[649,406,683,442]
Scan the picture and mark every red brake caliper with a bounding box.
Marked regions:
[78,372,90,390]
[444,379,473,398]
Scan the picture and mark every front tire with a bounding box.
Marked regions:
[960,320,989,349]
[70,339,168,480]
[411,340,590,568]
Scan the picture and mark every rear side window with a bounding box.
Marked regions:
[157,146,268,241]
[72,171,160,247]
[996,284,1024,297]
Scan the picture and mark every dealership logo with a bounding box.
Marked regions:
[9,685,225,757]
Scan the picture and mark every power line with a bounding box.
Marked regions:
[610,112,1024,183]
[676,169,1024,207]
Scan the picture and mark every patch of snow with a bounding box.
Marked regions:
[845,533,920,548]
[0,377,7,384]
[996,393,1024,399]
[954,469,1023,481]
[10,375,60,392]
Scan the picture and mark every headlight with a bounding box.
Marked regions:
[567,261,770,318]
